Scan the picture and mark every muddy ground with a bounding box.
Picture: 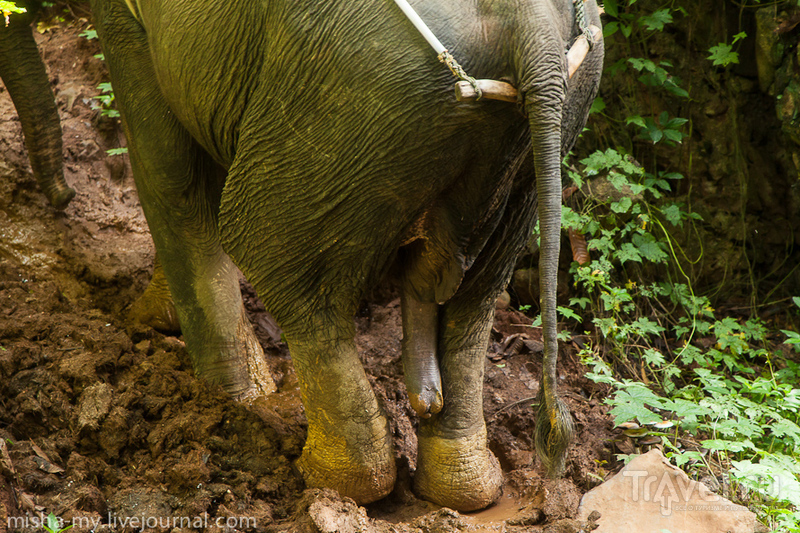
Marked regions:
[0,18,617,533]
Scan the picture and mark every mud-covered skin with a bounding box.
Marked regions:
[89,0,603,510]
[0,1,75,209]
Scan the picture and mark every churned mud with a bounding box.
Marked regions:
[0,18,616,533]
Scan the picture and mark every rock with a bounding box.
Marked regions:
[293,489,372,533]
[577,449,767,533]
[76,382,112,431]
[755,7,782,94]
[495,290,511,310]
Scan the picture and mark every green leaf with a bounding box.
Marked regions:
[646,122,663,143]
[668,397,714,420]
[671,450,704,468]
[732,31,748,45]
[603,0,618,18]
[642,348,666,367]
[557,306,582,322]
[569,296,591,310]
[639,9,673,32]
[589,96,606,114]
[662,129,685,144]
[603,21,619,38]
[708,43,739,67]
[610,197,633,214]
[660,204,684,226]
[771,418,800,444]
[632,233,668,263]
[614,242,642,264]
[701,439,749,452]
[631,317,666,336]
[625,115,647,129]
[608,398,662,425]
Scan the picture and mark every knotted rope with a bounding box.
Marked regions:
[574,0,594,49]
[438,51,482,100]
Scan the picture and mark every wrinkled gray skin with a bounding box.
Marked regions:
[90,0,603,511]
[0,1,75,209]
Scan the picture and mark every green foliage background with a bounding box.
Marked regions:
[527,1,800,529]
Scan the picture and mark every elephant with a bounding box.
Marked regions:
[0,0,75,209]
[89,0,603,511]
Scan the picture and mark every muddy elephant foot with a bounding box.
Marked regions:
[128,268,181,334]
[47,185,76,210]
[296,412,396,505]
[415,426,503,512]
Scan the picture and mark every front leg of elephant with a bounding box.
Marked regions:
[287,316,396,504]
[91,0,275,400]
[128,252,181,334]
[0,7,75,209]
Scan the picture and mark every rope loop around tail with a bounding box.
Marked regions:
[438,50,483,100]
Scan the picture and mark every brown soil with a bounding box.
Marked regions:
[0,19,617,533]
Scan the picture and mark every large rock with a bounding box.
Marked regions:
[577,449,768,533]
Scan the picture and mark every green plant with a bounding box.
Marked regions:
[0,1,25,24]
[80,28,126,155]
[42,513,72,533]
[708,32,748,67]
[93,82,119,118]
[546,4,800,527]
[557,138,800,527]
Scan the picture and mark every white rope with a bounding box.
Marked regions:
[391,0,482,98]
[391,0,446,55]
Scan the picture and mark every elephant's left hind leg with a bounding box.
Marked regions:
[286,314,396,505]
[91,0,275,400]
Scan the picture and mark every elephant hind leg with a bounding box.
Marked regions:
[414,303,502,512]
[287,315,395,504]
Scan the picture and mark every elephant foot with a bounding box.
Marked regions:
[128,272,181,334]
[415,426,503,512]
[47,186,76,210]
[297,413,396,505]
